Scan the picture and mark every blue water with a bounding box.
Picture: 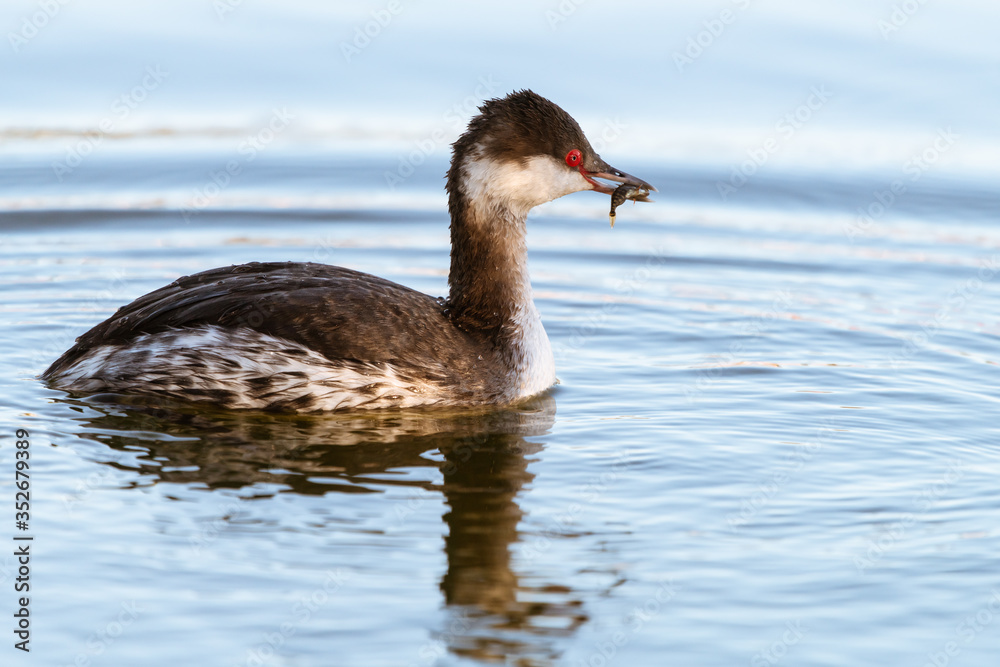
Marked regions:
[2,2,999,666]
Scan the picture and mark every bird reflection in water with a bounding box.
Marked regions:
[61,392,586,665]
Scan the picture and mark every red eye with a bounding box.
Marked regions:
[565,149,582,167]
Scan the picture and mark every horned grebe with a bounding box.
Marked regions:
[43,90,655,411]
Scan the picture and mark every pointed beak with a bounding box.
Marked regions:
[581,158,657,197]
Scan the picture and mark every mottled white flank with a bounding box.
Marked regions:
[460,148,566,399]
[49,326,450,411]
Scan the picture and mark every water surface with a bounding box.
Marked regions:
[2,2,999,666]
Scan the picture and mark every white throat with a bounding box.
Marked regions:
[461,150,594,218]
[456,151,566,399]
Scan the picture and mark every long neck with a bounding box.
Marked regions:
[446,187,534,337]
[444,155,557,398]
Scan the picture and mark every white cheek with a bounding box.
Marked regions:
[463,153,593,212]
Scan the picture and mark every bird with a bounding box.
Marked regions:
[43,90,655,412]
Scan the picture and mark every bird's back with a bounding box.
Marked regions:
[45,262,507,411]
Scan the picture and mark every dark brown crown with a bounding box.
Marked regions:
[446,90,598,192]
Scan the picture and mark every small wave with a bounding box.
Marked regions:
[5,118,1000,179]
[0,191,447,215]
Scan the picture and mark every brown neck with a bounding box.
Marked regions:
[445,187,532,336]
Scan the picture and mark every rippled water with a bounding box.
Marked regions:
[3,1,1000,666]
[3,146,999,666]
